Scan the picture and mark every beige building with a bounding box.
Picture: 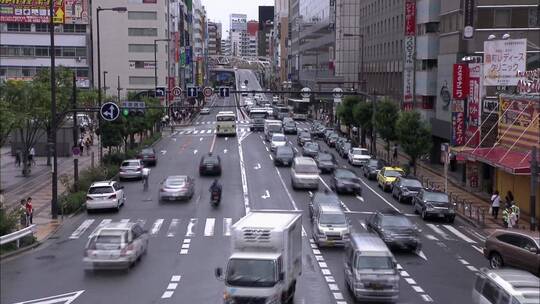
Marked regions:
[274,0,289,85]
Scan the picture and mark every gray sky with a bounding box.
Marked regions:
[201,0,274,38]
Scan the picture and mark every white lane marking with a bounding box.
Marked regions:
[151,219,164,235]
[224,149,228,154]
[294,147,299,152]
[400,270,410,277]
[161,150,167,155]
[356,195,364,202]
[88,219,111,238]
[322,269,331,275]
[333,293,344,300]
[70,219,95,239]
[254,163,261,170]
[12,290,85,304]
[412,286,425,293]
[200,137,204,141]
[357,178,400,212]
[315,255,324,261]
[468,229,487,242]
[172,137,177,141]
[120,219,130,223]
[467,265,479,272]
[269,154,273,160]
[318,262,328,268]
[193,130,199,134]
[204,218,216,236]
[265,146,269,152]
[425,223,453,240]
[161,291,174,298]
[472,245,484,254]
[223,218,232,236]
[396,264,403,270]
[167,219,180,237]
[166,283,178,290]
[186,218,198,237]
[339,200,351,212]
[171,275,181,282]
[274,167,299,210]
[313,249,321,255]
[359,220,367,230]
[238,133,250,214]
[425,234,439,241]
[421,294,434,302]
[225,137,228,141]
[181,243,190,249]
[328,284,339,291]
[193,149,198,155]
[318,177,332,191]
[443,225,476,243]
[325,276,336,283]
[458,259,469,265]
[261,190,270,199]
[405,278,417,285]
[416,250,428,261]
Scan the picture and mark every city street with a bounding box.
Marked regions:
[0,70,493,304]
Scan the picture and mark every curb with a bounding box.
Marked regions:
[0,220,64,261]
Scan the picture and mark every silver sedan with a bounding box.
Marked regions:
[159,175,195,201]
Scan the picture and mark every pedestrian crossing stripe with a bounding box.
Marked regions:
[425,223,479,243]
[194,120,312,126]
[69,218,235,239]
[177,128,252,135]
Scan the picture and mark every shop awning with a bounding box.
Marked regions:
[456,146,532,175]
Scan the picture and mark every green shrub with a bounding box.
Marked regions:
[77,167,109,193]
[0,208,18,236]
[0,235,36,255]
[59,191,86,215]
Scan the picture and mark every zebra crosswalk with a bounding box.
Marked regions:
[424,223,480,244]
[175,128,252,135]
[68,217,235,240]
[193,120,313,127]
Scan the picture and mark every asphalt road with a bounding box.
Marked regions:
[1,69,490,304]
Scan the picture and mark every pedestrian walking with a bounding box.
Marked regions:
[25,197,33,225]
[511,201,520,222]
[393,143,398,163]
[79,137,84,156]
[502,205,513,228]
[29,146,36,166]
[19,199,27,227]
[490,190,501,219]
[15,149,21,167]
[505,191,514,208]
[84,138,91,156]
[0,189,5,210]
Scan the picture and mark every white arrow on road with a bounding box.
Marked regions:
[193,149,198,155]
[13,290,85,304]
[254,163,261,170]
[161,150,167,155]
[261,190,270,199]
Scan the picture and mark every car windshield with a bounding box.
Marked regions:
[88,186,114,194]
[88,232,126,250]
[335,169,356,179]
[318,153,333,161]
[305,143,319,150]
[296,163,319,174]
[402,179,422,188]
[166,178,186,187]
[272,134,286,141]
[320,213,346,225]
[352,148,369,155]
[355,256,394,270]
[277,147,293,156]
[203,156,218,164]
[329,133,338,138]
[424,192,449,203]
[141,148,154,155]
[368,159,379,167]
[226,259,277,288]
[384,170,402,177]
[380,215,412,227]
[122,161,139,167]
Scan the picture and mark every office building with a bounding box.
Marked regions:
[258,6,274,58]
[229,13,247,57]
[247,20,258,58]
[207,21,222,56]
[273,0,289,85]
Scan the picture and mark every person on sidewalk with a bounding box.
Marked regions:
[392,143,398,163]
[29,146,36,166]
[502,205,514,228]
[25,197,33,225]
[79,137,84,156]
[84,138,91,156]
[505,191,514,208]
[0,189,5,210]
[490,190,501,219]
[15,149,21,167]
[511,201,520,222]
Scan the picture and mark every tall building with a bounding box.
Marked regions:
[273,0,289,86]
[335,0,362,90]
[258,6,274,57]
[191,0,206,85]
[221,39,231,56]
[247,20,259,58]
[0,0,91,88]
[207,21,222,56]
[229,14,247,57]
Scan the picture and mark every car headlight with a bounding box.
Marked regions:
[426,203,434,210]
[402,187,409,194]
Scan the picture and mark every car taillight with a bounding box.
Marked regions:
[120,244,135,256]
[108,194,117,199]
[86,196,93,200]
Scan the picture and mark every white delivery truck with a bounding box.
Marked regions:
[264,119,283,141]
[215,210,302,304]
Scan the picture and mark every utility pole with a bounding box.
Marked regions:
[49,0,58,219]
[72,74,79,192]
[531,146,538,231]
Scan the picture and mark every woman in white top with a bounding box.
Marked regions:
[490,190,500,219]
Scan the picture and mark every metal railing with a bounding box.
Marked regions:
[0,224,36,248]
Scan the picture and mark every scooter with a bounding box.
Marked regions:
[210,190,220,207]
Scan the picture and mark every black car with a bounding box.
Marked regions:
[315,152,337,173]
[392,176,423,203]
[367,210,421,252]
[310,125,325,139]
[323,130,335,141]
[302,142,320,157]
[413,189,456,223]
[297,131,311,146]
[332,169,362,195]
[337,142,352,158]
[326,133,339,147]
[199,153,222,176]
[362,159,385,180]
[335,138,348,152]
[283,121,298,134]
[308,190,341,219]
[274,146,295,166]
[137,147,157,166]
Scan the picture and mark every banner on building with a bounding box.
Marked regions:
[516,68,540,94]
[452,63,469,99]
[168,77,175,101]
[498,94,539,151]
[0,0,65,24]
[64,0,88,24]
[403,33,415,109]
[452,99,465,146]
[483,38,527,86]
[404,0,416,35]
[463,0,475,39]
[466,63,483,146]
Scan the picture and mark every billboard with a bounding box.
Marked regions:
[463,0,475,39]
[230,13,247,31]
[64,0,88,24]
[483,39,527,86]
[466,63,483,146]
[404,0,416,35]
[452,100,465,146]
[0,0,66,23]
[498,94,539,151]
[452,63,469,99]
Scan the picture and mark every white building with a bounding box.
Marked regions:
[229,13,247,57]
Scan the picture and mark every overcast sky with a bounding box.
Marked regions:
[201,0,274,38]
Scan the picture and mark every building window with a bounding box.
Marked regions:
[128,28,157,36]
[35,23,51,32]
[129,76,154,85]
[494,9,511,28]
[62,47,76,57]
[64,24,75,32]
[35,47,49,57]
[128,11,157,20]
[76,68,89,78]
[7,23,31,32]
[128,44,156,53]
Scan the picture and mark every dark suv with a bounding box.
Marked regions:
[412,189,455,223]
[199,153,222,176]
[391,176,423,204]
[367,210,421,252]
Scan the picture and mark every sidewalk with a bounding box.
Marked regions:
[368,139,531,233]
[1,137,98,242]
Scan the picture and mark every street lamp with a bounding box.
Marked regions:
[343,33,365,92]
[96,6,127,162]
[154,38,171,93]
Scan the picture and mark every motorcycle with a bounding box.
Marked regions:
[210,190,220,207]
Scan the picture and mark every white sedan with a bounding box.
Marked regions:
[348,148,371,166]
[270,133,287,152]
[200,108,210,115]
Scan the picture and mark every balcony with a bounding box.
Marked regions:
[416,34,439,60]
[416,69,438,96]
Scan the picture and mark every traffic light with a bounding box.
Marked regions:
[121,101,146,117]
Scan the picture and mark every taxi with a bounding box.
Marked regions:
[377,166,405,192]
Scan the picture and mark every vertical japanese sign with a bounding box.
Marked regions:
[483,39,527,86]
[167,77,175,102]
[0,0,65,24]
[64,0,88,24]
[403,0,416,110]
[452,63,469,99]
[466,63,483,146]
[463,0,475,39]
[452,100,465,146]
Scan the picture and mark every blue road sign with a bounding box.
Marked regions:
[187,86,198,97]
[155,87,166,97]
[100,102,120,121]
[219,87,230,98]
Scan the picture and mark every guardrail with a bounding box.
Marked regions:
[0,224,36,248]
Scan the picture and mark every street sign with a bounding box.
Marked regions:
[100,102,120,121]
[332,87,344,98]
[301,87,312,98]
[203,87,214,97]
[187,86,198,97]
[219,87,230,98]
[171,86,183,97]
[72,146,80,158]
[155,87,166,97]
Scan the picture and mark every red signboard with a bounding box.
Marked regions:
[404,0,416,35]
[453,64,469,99]
[167,77,175,101]
[452,112,465,146]
[465,63,482,147]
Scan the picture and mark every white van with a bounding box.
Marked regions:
[264,119,283,141]
[472,268,540,304]
[290,157,319,190]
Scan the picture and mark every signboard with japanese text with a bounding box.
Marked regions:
[516,68,540,94]
[168,77,175,102]
[64,0,88,24]
[0,0,65,24]
[483,39,527,86]
[498,94,539,151]
[463,0,475,39]
[466,63,483,147]
[404,0,416,35]
[452,64,469,99]
[452,111,465,146]
[403,35,415,108]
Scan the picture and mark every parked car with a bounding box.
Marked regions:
[302,142,320,158]
[119,159,144,180]
[362,158,385,180]
[83,222,149,271]
[283,121,297,134]
[137,147,157,166]
[315,152,337,173]
[367,210,421,252]
[270,133,287,151]
[335,138,348,152]
[391,176,423,203]
[483,229,540,276]
[377,166,405,191]
[472,268,540,304]
[274,145,295,167]
[86,181,126,213]
[159,175,195,201]
[326,133,339,147]
[297,131,311,146]
[348,147,371,166]
[412,189,456,223]
[331,169,362,195]
[337,142,352,158]
[199,153,222,176]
